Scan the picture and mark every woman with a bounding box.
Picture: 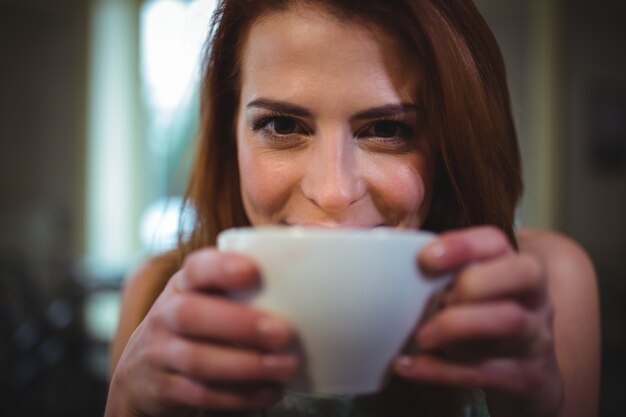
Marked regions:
[105,1,600,416]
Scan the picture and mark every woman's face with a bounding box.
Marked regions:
[235,6,432,229]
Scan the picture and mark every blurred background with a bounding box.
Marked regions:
[0,0,624,416]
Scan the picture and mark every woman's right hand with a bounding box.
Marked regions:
[105,249,299,417]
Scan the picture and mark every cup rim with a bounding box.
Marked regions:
[218,226,436,245]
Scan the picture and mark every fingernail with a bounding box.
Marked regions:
[426,242,447,262]
[173,276,186,293]
[224,256,249,275]
[394,355,415,375]
[263,354,297,380]
[257,317,291,347]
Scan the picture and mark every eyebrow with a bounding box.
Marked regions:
[246,98,422,120]
[246,99,312,117]
[351,103,423,121]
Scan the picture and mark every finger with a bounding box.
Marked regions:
[394,353,486,388]
[416,302,540,352]
[393,353,542,394]
[160,339,298,382]
[445,254,547,307]
[154,372,284,411]
[177,249,260,293]
[161,293,294,351]
[420,226,513,274]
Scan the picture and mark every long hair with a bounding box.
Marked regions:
[180,2,523,414]
[181,0,522,257]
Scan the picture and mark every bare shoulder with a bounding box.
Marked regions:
[518,227,600,417]
[516,226,598,319]
[516,226,598,317]
[124,250,182,302]
[517,226,588,256]
[109,250,182,375]
[517,226,596,281]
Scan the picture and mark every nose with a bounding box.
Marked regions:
[300,130,366,214]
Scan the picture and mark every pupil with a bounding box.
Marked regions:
[273,117,295,134]
[374,121,397,137]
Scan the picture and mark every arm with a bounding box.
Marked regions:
[105,249,298,417]
[518,227,600,417]
[109,251,178,376]
[392,226,600,417]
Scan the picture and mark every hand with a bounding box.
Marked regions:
[392,226,563,417]
[105,249,299,417]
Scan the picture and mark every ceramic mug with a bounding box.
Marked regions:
[217,227,452,395]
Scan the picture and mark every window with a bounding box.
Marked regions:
[85,0,215,280]
[137,0,215,254]
[82,1,216,361]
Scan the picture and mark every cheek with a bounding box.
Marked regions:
[371,155,432,222]
[237,139,299,223]
[389,166,428,209]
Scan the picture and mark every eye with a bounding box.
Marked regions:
[268,116,298,135]
[251,114,311,148]
[371,120,405,138]
[358,119,414,141]
[252,115,308,135]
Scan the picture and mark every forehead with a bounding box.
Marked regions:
[238,5,420,106]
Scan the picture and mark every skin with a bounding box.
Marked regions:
[105,6,600,417]
[236,8,432,229]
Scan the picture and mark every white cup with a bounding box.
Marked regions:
[217,227,452,396]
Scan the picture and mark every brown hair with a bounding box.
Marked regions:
[180,2,522,413]
[181,0,522,257]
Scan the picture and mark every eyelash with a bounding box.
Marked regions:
[357,118,414,142]
[250,113,416,149]
[251,113,309,145]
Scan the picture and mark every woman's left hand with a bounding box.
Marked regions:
[393,226,563,417]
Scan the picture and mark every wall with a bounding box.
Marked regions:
[0,0,87,296]
[0,1,109,415]
[563,1,626,415]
